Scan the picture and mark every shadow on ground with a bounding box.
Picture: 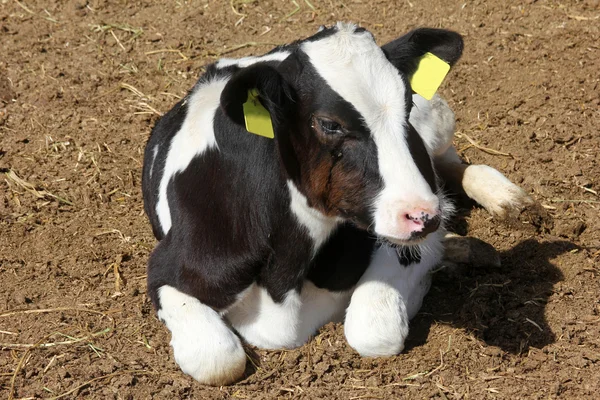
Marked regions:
[407,238,576,354]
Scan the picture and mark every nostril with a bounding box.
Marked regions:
[405,213,424,225]
[406,211,430,224]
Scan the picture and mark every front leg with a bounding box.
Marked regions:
[226,216,351,350]
[148,235,248,386]
[344,232,443,356]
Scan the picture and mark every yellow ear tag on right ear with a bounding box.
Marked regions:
[243,89,275,139]
[409,52,451,101]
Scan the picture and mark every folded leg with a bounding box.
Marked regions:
[344,232,444,356]
[156,285,247,386]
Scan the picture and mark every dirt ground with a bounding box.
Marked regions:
[1,0,599,398]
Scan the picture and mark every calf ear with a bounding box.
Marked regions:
[381,28,464,77]
[220,64,296,129]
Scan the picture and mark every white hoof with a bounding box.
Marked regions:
[463,165,533,218]
[344,281,409,357]
[158,286,246,386]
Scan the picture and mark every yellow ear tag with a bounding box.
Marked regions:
[409,52,451,101]
[243,89,275,139]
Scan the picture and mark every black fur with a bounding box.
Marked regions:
[381,28,464,79]
[396,246,422,266]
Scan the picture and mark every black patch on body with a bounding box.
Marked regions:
[144,78,377,310]
[308,224,376,291]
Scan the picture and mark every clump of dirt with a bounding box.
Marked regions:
[1,0,599,399]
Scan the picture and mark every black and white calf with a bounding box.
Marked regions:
[142,23,530,385]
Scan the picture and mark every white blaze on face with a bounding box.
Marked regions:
[301,23,439,241]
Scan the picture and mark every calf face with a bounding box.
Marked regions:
[220,23,462,245]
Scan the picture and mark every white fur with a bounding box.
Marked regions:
[156,78,228,234]
[287,181,340,252]
[157,285,246,385]
[226,282,350,349]
[216,51,290,69]
[149,145,159,179]
[302,23,439,241]
[410,95,531,217]
[409,94,456,157]
[435,145,532,217]
[345,231,443,356]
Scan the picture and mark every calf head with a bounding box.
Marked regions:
[221,23,463,245]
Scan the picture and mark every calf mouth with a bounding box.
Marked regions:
[377,214,441,248]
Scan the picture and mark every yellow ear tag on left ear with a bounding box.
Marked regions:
[409,52,451,101]
[243,89,274,139]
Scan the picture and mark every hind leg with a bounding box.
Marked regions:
[435,147,533,218]
[410,93,532,218]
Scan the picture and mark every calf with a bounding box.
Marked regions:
[142,23,529,386]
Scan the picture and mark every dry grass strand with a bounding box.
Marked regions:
[455,132,513,158]
[5,170,74,206]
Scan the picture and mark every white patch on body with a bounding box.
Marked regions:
[157,285,246,386]
[156,51,297,236]
[409,94,456,157]
[155,78,228,235]
[301,23,439,240]
[226,282,350,349]
[344,231,444,356]
[149,144,159,179]
[216,51,291,69]
[287,181,340,252]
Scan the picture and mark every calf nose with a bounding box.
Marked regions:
[404,210,441,238]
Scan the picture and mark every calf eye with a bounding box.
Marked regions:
[318,118,344,135]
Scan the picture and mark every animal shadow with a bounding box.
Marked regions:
[407,238,575,354]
